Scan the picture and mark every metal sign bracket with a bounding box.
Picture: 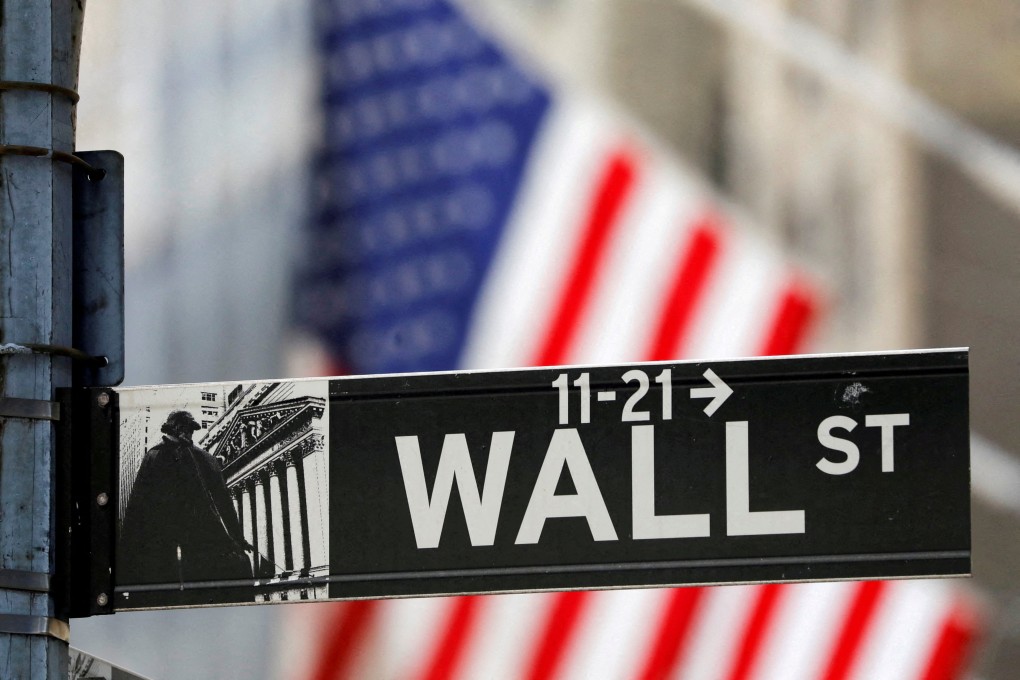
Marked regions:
[71,150,124,388]
[57,387,118,618]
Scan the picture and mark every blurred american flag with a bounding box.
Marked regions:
[290,0,980,678]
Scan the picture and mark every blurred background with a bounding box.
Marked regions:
[70,0,1020,678]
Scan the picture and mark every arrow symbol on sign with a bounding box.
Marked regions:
[690,368,732,417]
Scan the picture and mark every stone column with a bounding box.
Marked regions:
[285,454,304,571]
[247,478,259,560]
[254,471,269,569]
[295,454,312,570]
[269,462,286,574]
[241,479,254,558]
[301,440,328,569]
[232,486,243,534]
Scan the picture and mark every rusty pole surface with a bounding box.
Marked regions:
[0,1,86,677]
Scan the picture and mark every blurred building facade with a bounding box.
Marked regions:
[72,0,316,677]
[75,0,316,387]
[72,0,1020,677]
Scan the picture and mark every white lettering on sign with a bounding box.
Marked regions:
[516,428,618,544]
[395,431,514,549]
[552,369,675,425]
[631,425,710,539]
[815,413,911,474]
[690,368,733,417]
[865,413,910,472]
[816,415,860,475]
[621,370,651,422]
[397,421,820,549]
[726,421,806,536]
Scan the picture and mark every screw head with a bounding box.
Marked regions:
[96,392,110,407]
[96,593,109,607]
[96,492,109,507]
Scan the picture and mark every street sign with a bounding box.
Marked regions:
[68,349,970,613]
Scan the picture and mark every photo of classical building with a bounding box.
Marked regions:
[200,381,329,602]
[116,379,330,604]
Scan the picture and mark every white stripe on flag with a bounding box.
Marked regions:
[849,579,954,680]
[750,581,858,680]
[374,597,454,679]
[558,589,667,680]
[458,593,557,680]
[670,584,763,680]
[682,230,787,360]
[460,96,624,369]
[568,156,704,365]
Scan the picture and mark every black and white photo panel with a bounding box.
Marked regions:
[114,379,329,609]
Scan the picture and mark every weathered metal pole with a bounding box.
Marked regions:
[1,1,86,677]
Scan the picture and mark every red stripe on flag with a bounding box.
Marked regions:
[636,587,707,680]
[725,584,785,680]
[820,580,887,680]
[759,281,818,356]
[419,596,483,680]
[918,599,980,680]
[523,591,591,680]
[308,601,379,680]
[646,215,723,361]
[534,148,639,366]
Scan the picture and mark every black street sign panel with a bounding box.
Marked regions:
[77,349,969,612]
